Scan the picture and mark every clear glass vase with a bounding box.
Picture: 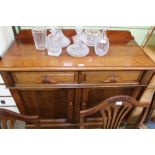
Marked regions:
[32,27,47,50]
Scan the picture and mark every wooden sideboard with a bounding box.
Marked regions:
[0,29,155,128]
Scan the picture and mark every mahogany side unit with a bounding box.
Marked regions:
[0,29,155,128]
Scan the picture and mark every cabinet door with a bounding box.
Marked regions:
[81,87,135,110]
[19,88,75,123]
[80,87,136,128]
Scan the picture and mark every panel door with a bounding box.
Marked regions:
[19,88,75,123]
[80,87,136,128]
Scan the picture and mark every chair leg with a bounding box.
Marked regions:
[145,92,155,123]
[2,119,7,129]
[135,107,149,128]
[139,123,149,129]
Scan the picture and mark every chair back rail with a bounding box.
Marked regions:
[0,108,39,129]
[80,95,149,129]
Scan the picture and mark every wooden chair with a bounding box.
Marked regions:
[80,95,150,129]
[0,108,39,129]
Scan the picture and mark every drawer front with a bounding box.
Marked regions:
[0,85,11,96]
[12,72,78,85]
[0,97,16,107]
[81,71,142,84]
[0,107,19,113]
[0,74,4,84]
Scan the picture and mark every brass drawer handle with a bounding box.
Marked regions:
[42,76,57,84]
[113,79,117,83]
[102,75,117,83]
[102,79,113,83]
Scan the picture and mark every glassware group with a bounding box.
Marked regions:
[32,27,110,57]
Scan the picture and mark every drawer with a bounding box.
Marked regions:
[12,72,78,85]
[0,85,11,96]
[0,107,19,113]
[81,71,142,84]
[0,97,16,107]
[0,74,4,84]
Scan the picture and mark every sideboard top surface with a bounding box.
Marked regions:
[0,29,155,71]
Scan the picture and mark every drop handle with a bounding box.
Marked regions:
[112,75,118,83]
[42,76,57,84]
[102,75,117,83]
[113,79,117,83]
[102,78,114,83]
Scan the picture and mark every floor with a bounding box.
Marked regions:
[145,121,155,129]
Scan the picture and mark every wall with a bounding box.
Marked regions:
[21,26,153,46]
[0,26,14,57]
[108,26,153,46]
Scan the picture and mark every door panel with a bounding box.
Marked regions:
[19,89,75,122]
[81,87,135,110]
[81,87,136,122]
